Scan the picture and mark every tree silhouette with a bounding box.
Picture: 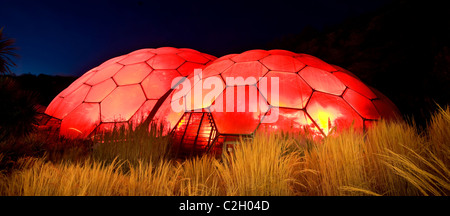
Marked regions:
[0,27,18,75]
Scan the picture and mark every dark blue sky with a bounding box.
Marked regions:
[1,0,392,76]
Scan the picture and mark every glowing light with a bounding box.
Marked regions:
[317,110,333,135]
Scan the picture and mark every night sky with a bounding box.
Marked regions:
[1,0,392,77]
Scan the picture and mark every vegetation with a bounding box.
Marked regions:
[0,27,18,75]
[0,106,448,196]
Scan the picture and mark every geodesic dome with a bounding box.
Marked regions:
[42,47,216,138]
[157,49,400,157]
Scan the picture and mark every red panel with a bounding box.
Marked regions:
[231,50,269,62]
[118,52,155,65]
[214,53,238,62]
[147,54,185,70]
[152,92,185,135]
[268,49,297,56]
[129,99,158,126]
[306,92,364,135]
[177,62,205,76]
[58,71,95,98]
[177,51,210,64]
[260,55,305,72]
[85,63,123,85]
[152,47,180,54]
[211,86,266,134]
[52,84,91,119]
[259,71,312,109]
[372,99,399,121]
[141,69,181,99]
[128,48,154,55]
[333,71,377,99]
[221,61,268,85]
[343,88,380,120]
[331,65,360,80]
[178,48,200,53]
[101,85,146,122]
[84,78,117,103]
[45,96,64,117]
[296,54,337,72]
[113,63,152,85]
[258,108,316,134]
[171,76,200,102]
[201,53,218,61]
[60,103,100,138]
[370,87,401,121]
[201,59,234,78]
[299,66,346,95]
[188,75,225,110]
[96,55,128,71]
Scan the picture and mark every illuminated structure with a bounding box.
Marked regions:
[42,47,400,158]
[42,47,216,138]
[157,49,401,157]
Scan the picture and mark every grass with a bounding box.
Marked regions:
[0,106,449,196]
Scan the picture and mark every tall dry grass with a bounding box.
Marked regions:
[0,106,449,196]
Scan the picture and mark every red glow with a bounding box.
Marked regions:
[44,47,216,138]
[44,48,400,148]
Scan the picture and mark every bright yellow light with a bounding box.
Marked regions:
[317,111,332,135]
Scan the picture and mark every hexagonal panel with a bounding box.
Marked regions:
[177,62,205,76]
[147,54,185,69]
[177,51,210,64]
[258,107,317,134]
[45,96,64,117]
[259,71,312,109]
[129,99,158,126]
[60,103,100,138]
[221,61,268,85]
[152,91,185,135]
[268,49,297,56]
[296,54,337,72]
[152,47,180,54]
[85,63,123,85]
[211,86,266,134]
[141,69,182,99]
[306,92,363,135]
[101,85,146,122]
[95,55,128,71]
[231,50,269,62]
[343,88,380,120]
[299,66,346,96]
[333,71,377,99]
[201,59,234,78]
[113,63,152,85]
[58,71,95,98]
[84,78,117,103]
[370,88,401,121]
[331,64,360,80]
[187,75,226,111]
[118,52,155,65]
[53,84,91,119]
[260,55,305,72]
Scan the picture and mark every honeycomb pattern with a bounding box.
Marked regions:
[44,47,216,138]
[163,49,401,139]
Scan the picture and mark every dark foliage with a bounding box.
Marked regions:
[0,27,18,75]
[265,0,450,127]
[0,77,39,141]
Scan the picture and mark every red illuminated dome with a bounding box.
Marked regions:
[42,47,216,138]
[159,49,401,157]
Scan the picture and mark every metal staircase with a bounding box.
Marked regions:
[171,112,218,157]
